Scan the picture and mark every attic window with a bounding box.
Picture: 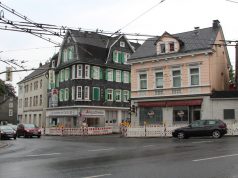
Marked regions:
[160,44,166,53]
[169,42,175,52]
[120,41,125,47]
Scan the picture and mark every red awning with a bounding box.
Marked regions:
[138,99,202,107]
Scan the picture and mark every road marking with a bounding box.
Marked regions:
[192,141,213,144]
[143,145,155,148]
[26,153,61,157]
[193,153,238,162]
[88,148,114,152]
[82,173,112,178]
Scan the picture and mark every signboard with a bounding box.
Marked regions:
[81,109,105,116]
[46,109,78,117]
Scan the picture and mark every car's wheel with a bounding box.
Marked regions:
[14,137,16,140]
[212,130,221,139]
[177,132,185,139]
[37,135,41,138]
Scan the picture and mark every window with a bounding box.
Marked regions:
[56,74,59,87]
[115,90,121,102]
[155,71,163,88]
[107,69,113,81]
[63,49,68,62]
[85,65,90,79]
[72,65,75,79]
[92,66,100,80]
[160,43,166,53]
[107,89,113,101]
[40,95,42,106]
[116,70,121,82]
[172,69,181,87]
[139,73,147,90]
[30,83,32,91]
[30,97,32,107]
[93,87,100,101]
[65,68,70,81]
[59,89,64,101]
[9,102,13,108]
[169,42,175,52]
[40,79,42,89]
[35,96,38,106]
[72,86,75,100]
[60,69,65,82]
[190,67,199,86]
[124,71,129,83]
[120,41,125,47]
[52,60,55,68]
[84,86,90,100]
[173,106,188,123]
[224,109,235,119]
[123,90,129,102]
[113,50,118,63]
[68,46,74,61]
[9,109,13,117]
[64,88,69,101]
[77,65,83,78]
[34,81,38,90]
[124,53,130,63]
[76,86,82,100]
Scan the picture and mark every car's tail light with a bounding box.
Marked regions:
[219,123,227,128]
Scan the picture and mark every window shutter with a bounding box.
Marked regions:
[118,52,122,63]
[100,67,103,80]
[121,52,125,64]
[121,71,124,83]
[113,50,117,62]
[113,69,116,82]
[105,89,108,101]
[91,66,94,79]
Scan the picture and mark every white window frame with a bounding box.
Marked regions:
[155,70,163,89]
[93,66,100,80]
[138,72,148,90]
[85,65,90,79]
[60,69,64,82]
[115,90,121,102]
[160,43,166,54]
[72,86,75,100]
[113,50,118,63]
[108,69,113,81]
[124,53,130,63]
[64,88,69,101]
[116,70,121,82]
[76,86,82,100]
[9,109,13,117]
[123,90,129,102]
[172,68,181,88]
[9,102,13,108]
[124,71,129,83]
[84,86,90,100]
[107,89,113,101]
[59,89,64,102]
[120,41,125,47]
[77,64,83,79]
[189,66,200,86]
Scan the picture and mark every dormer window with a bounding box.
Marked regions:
[160,44,166,53]
[169,42,175,52]
[120,41,125,47]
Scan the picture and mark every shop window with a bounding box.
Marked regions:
[139,107,163,125]
[173,106,189,123]
[224,109,235,120]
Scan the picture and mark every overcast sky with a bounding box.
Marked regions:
[0,0,237,93]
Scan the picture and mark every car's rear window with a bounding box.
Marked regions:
[205,120,216,125]
[24,124,36,128]
[0,126,14,131]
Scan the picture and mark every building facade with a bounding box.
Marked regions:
[128,20,231,126]
[17,63,49,127]
[46,30,140,131]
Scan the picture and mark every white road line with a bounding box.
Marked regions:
[192,141,213,144]
[88,148,114,152]
[193,153,238,162]
[26,153,61,157]
[143,145,155,148]
[82,173,112,178]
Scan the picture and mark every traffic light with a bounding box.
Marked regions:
[6,67,12,81]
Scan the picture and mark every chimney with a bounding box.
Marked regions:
[213,20,220,29]
[194,27,200,35]
[39,62,42,67]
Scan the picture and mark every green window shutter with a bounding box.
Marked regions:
[118,52,122,63]
[105,89,108,101]
[121,71,124,83]
[91,66,94,79]
[121,52,125,64]
[113,69,116,82]
[93,88,99,101]
[100,67,103,80]
[113,51,117,62]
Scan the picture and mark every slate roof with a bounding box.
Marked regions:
[211,91,238,98]
[18,62,50,84]
[129,26,219,60]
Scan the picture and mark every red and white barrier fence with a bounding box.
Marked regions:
[44,127,113,136]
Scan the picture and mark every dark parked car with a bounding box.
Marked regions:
[17,124,41,138]
[0,125,16,140]
[172,119,227,139]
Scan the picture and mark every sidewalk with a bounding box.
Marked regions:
[0,141,8,148]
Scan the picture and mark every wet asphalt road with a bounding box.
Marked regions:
[1,135,238,178]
